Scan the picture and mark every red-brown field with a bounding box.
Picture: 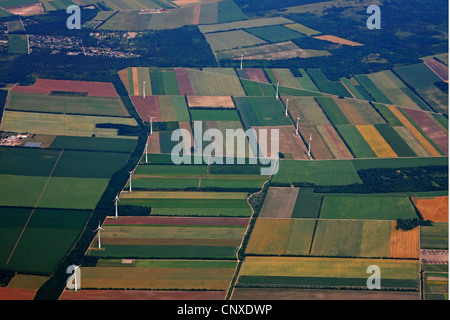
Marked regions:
[0,287,36,300]
[60,290,226,300]
[104,216,250,226]
[12,79,119,97]
[271,69,284,85]
[174,68,194,96]
[298,125,334,159]
[245,68,270,83]
[319,124,353,159]
[402,108,448,154]
[413,196,448,222]
[192,4,201,25]
[424,59,449,82]
[3,3,44,16]
[131,96,162,122]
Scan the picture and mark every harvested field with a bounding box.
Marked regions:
[2,2,44,16]
[245,25,304,43]
[12,79,119,97]
[245,68,270,83]
[334,98,385,125]
[286,97,330,126]
[0,288,36,300]
[313,35,363,46]
[205,30,266,52]
[252,125,309,160]
[187,68,245,96]
[60,289,226,300]
[336,125,377,158]
[402,108,448,155]
[283,23,320,36]
[393,126,432,157]
[259,187,299,218]
[187,96,235,108]
[390,221,420,259]
[293,126,334,159]
[174,68,194,96]
[412,196,448,222]
[355,125,398,158]
[131,96,161,122]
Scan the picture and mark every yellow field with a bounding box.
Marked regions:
[132,67,139,96]
[387,106,441,156]
[389,221,420,259]
[356,125,398,158]
[246,219,293,255]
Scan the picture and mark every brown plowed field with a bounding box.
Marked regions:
[412,196,448,222]
[131,96,162,122]
[174,68,194,95]
[424,59,448,82]
[60,289,226,300]
[389,221,420,259]
[245,68,270,83]
[187,96,235,108]
[0,287,36,300]
[104,216,250,226]
[258,187,299,218]
[12,79,119,97]
[298,125,334,159]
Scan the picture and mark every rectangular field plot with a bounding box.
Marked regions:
[199,17,294,34]
[245,219,315,256]
[283,97,330,126]
[205,30,267,52]
[319,196,417,220]
[234,96,292,127]
[355,124,398,158]
[245,25,304,43]
[423,272,449,300]
[49,136,137,153]
[413,196,448,222]
[88,216,247,259]
[238,257,420,290]
[306,69,352,97]
[336,125,377,158]
[373,124,417,157]
[272,159,363,186]
[187,96,235,108]
[316,124,353,159]
[259,187,299,218]
[79,259,237,290]
[0,110,138,138]
[186,68,245,96]
[420,223,448,250]
[0,207,91,275]
[394,63,448,113]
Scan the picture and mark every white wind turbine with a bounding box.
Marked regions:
[296,117,300,136]
[275,82,279,99]
[308,134,312,158]
[148,115,155,136]
[240,54,244,70]
[143,81,146,99]
[128,170,133,192]
[93,222,105,249]
[285,98,289,116]
[114,193,120,219]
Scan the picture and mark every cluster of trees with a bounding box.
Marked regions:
[396,218,432,231]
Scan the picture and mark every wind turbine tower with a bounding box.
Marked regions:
[275,82,279,100]
[93,222,105,249]
[114,193,120,219]
[285,98,289,116]
[143,81,146,99]
[296,117,300,136]
[148,115,155,136]
[308,134,312,158]
[240,54,244,70]
[128,170,133,192]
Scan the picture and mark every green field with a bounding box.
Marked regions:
[395,63,448,113]
[315,96,351,125]
[50,136,137,153]
[8,34,28,55]
[0,207,91,275]
[272,159,363,186]
[205,29,267,52]
[245,25,304,43]
[240,79,276,96]
[420,222,448,250]
[199,16,293,34]
[234,96,292,127]
[320,196,417,220]
[187,68,245,96]
[291,188,323,218]
[190,109,241,121]
[354,75,392,104]
[373,124,416,157]
[7,92,129,117]
[306,69,352,97]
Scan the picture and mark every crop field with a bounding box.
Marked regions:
[272,159,363,186]
[424,58,448,81]
[0,110,138,138]
[386,106,442,156]
[186,68,245,96]
[313,35,363,46]
[306,69,352,97]
[401,108,448,155]
[245,219,316,256]
[389,221,420,259]
[355,125,398,158]
[75,0,175,10]
[240,79,276,96]
[216,41,328,60]
[0,207,91,275]
[319,196,417,220]
[259,187,299,218]
[283,23,321,36]
[336,125,376,158]
[364,70,428,111]
[285,97,330,126]
[333,98,385,125]
[8,34,28,55]
[237,68,270,83]
[205,29,267,52]
[245,25,304,43]
[49,136,137,153]
[316,124,353,159]
[234,96,292,127]
[187,96,235,108]
[6,92,129,117]
[76,259,236,291]
[412,196,448,222]
[420,223,448,250]
[88,216,247,259]
[199,17,294,34]
[423,272,448,300]
[394,63,448,113]
[238,256,420,290]
[373,124,416,157]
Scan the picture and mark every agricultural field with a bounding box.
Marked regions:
[413,196,448,222]
[72,258,237,291]
[394,62,448,113]
[313,35,363,46]
[306,69,352,97]
[319,196,417,220]
[87,216,248,259]
[237,256,420,290]
[245,25,304,43]
[234,96,292,128]
[74,0,175,10]
[205,30,267,53]
[8,34,28,55]
[420,223,448,250]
